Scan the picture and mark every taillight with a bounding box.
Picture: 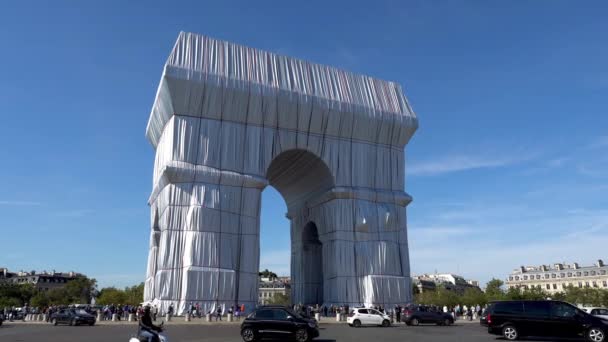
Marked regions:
[486,314,492,324]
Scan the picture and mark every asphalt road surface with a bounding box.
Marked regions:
[0,322,583,342]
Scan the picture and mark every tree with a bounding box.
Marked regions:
[485,279,505,301]
[267,293,290,306]
[96,287,127,305]
[259,269,278,279]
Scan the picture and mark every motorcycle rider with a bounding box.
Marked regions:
[139,306,162,342]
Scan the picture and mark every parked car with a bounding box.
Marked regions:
[584,308,608,320]
[0,312,3,326]
[240,305,319,342]
[486,300,608,342]
[346,308,391,327]
[402,305,454,326]
[50,308,96,326]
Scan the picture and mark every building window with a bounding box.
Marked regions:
[601,270,606,275]
[509,276,513,281]
[515,276,520,281]
[591,271,596,276]
[552,274,556,278]
[576,272,582,276]
[584,272,589,276]
[603,281,607,287]
[546,284,550,290]
[585,282,590,287]
[578,282,583,288]
[553,284,557,289]
[593,281,598,288]
[545,274,550,279]
[536,275,541,279]
[560,273,565,278]
[567,272,572,277]
[523,276,528,280]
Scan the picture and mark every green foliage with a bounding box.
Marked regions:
[259,269,278,279]
[414,279,608,308]
[0,283,36,307]
[96,283,144,306]
[485,279,505,301]
[267,293,291,306]
[0,277,97,307]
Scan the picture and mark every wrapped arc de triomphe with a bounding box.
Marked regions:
[144,32,418,315]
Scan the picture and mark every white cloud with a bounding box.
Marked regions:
[409,153,534,176]
[409,207,608,287]
[589,136,608,149]
[0,200,42,206]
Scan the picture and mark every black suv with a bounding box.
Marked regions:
[240,305,319,342]
[485,300,608,342]
[403,305,454,326]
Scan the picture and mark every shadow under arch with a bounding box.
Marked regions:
[265,149,335,211]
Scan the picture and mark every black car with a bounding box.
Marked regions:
[403,305,454,326]
[486,300,608,342]
[0,312,3,326]
[50,308,96,326]
[240,305,319,342]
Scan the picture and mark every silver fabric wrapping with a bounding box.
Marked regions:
[144,32,418,314]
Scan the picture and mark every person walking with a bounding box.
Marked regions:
[216,306,222,321]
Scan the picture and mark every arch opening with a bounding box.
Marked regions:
[300,221,323,305]
[266,149,334,212]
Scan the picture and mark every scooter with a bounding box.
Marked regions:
[129,322,168,342]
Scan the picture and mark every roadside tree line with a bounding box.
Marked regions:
[414,279,608,307]
[0,277,145,308]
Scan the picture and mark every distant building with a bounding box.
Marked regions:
[258,276,291,305]
[413,273,481,294]
[506,260,608,294]
[0,268,85,291]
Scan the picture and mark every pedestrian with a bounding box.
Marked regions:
[168,303,174,319]
[216,306,222,321]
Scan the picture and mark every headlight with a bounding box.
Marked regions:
[308,322,316,328]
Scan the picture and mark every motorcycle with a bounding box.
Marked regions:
[129,322,168,342]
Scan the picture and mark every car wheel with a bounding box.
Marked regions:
[502,325,518,341]
[88,321,95,326]
[410,318,419,326]
[382,319,390,327]
[51,318,58,326]
[241,328,256,342]
[444,318,452,326]
[70,318,77,326]
[588,327,605,342]
[295,328,309,342]
[353,319,361,328]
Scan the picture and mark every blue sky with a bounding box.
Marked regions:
[0,1,606,289]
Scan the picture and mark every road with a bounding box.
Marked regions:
[0,322,580,342]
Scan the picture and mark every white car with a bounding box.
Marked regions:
[347,308,391,327]
[583,307,608,320]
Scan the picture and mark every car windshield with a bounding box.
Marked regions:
[74,309,89,315]
[284,308,304,319]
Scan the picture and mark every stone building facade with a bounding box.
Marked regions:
[505,260,608,294]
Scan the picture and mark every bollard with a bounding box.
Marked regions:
[36,314,41,321]
[112,313,117,322]
[206,314,211,322]
[185,313,191,322]
[128,313,135,322]
[314,313,320,322]
[97,312,102,322]
[227,313,233,322]
[336,313,341,322]
[165,314,171,322]
[41,314,47,322]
